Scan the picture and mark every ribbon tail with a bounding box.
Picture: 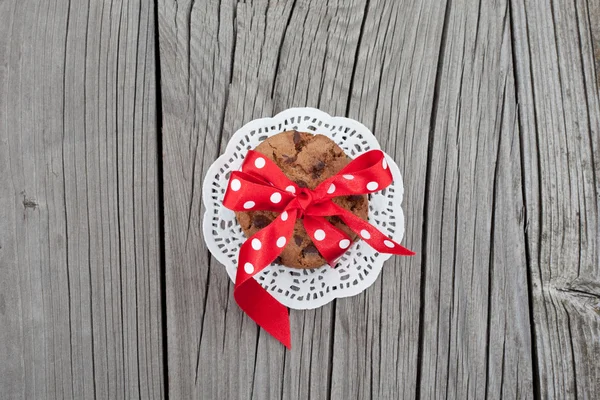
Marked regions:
[233,208,298,348]
[234,279,291,349]
[332,203,415,256]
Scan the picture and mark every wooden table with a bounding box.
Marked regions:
[1,0,599,398]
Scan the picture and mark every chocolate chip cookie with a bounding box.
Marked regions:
[235,130,369,269]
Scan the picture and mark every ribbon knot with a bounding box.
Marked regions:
[290,188,316,217]
[223,149,414,349]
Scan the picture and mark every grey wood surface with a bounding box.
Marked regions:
[0,0,164,398]
[157,0,598,399]
[418,0,534,397]
[511,0,600,398]
[1,0,599,398]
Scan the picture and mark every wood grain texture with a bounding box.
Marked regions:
[0,0,164,398]
[416,0,535,398]
[2,0,598,397]
[510,0,600,398]
[590,0,600,90]
[157,0,238,398]
[329,0,447,398]
[159,0,365,398]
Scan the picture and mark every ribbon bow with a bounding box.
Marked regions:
[223,149,414,348]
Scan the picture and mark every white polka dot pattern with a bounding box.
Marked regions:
[270,192,282,203]
[254,157,266,169]
[251,238,262,250]
[230,179,241,191]
[367,181,378,191]
[314,229,326,241]
[244,262,254,274]
[243,201,255,209]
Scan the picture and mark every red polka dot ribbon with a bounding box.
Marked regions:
[223,149,415,348]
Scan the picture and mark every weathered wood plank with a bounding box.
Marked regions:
[413,0,535,398]
[239,2,368,398]
[159,0,370,398]
[329,0,447,398]
[510,0,600,397]
[330,0,537,397]
[0,0,164,398]
[157,0,238,398]
[590,0,600,90]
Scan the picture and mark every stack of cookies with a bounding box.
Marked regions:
[236,131,368,269]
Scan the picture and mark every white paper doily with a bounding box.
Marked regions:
[202,107,406,310]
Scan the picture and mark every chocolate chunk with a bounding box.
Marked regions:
[302,244,319,256]
[294,235,304,246]
[253,214,272,229]
[274,256,282,264]
[347,195,363,202]
[293,131,302,149]
[329,216,343,225]
[293,130,301,143]
[312,161,326,178]
[282,154,297,164]
[296,179,308,188]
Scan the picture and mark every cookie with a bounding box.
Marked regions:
[235,131,369,269]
